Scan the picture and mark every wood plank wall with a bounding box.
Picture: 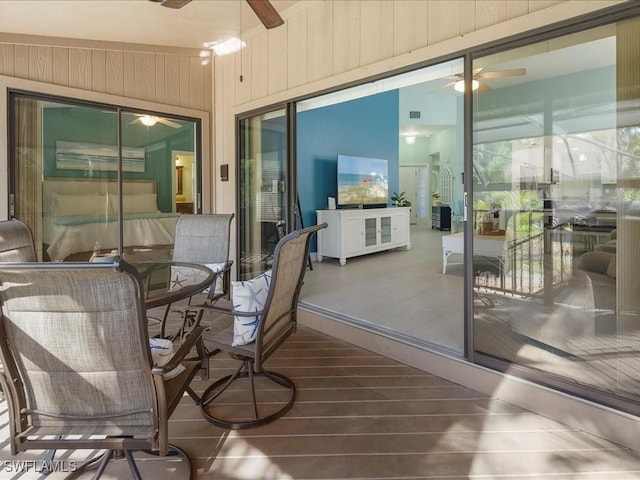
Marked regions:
[221,0,567,108]
[0,36,213,217]
[0,39,211,112]
[212,0,621,212]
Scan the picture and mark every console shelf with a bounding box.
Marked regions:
[316,207,410,266]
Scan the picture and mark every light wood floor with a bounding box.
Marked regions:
[1,301,640,479]
[300,225,465,354]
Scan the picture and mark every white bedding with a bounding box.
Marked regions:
[43,213,180,262]
[42,178,182,261]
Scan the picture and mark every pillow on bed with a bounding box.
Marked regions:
[122,194,159,214]
[51,193,109,217]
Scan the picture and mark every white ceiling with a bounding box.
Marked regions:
[0,0,299,51]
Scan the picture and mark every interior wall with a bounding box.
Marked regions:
[0,35,211,111]
[0,36,213,216]
[41,108,196,213]
[296,90,400,236]
[216,0,621,220]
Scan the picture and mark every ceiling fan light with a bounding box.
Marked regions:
[140,115,158,127]
[211,37,246,56]
[453,79,479,92]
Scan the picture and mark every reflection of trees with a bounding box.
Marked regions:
[473,143,512,184]
[617,126,640,202]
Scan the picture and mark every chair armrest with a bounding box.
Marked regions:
[187,303,265,318]
[152,325,207,375]
[204,261,234,303]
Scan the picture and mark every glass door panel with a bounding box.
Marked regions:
[472,20,640,411]
[10,94,200,263]
[364,217,377,247]
[295,57,466,353]
[380,216,392,244]
[238,109,288,280]
[11,96,119,261]
[120,111,197,259]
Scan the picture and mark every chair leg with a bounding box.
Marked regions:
[69,446,191,480]
[159,304,171,338]
[186,385,201,404]
[142,444,193,480]
[200,361,296,430]
[124,450,143,480]
[200,361,247,408]
[247,361,259,420]
[91,449,114,480]
[38,442,59,474]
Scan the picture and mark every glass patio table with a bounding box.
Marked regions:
[130,261,215,309]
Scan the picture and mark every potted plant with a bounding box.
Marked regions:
[391,191,411,207]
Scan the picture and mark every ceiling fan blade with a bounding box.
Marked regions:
[158,118,182,129]
[478,68,526,79]
[439,80,458,89]
[149,0,192,9]
[246,0,285,29]
[476,81,492,93]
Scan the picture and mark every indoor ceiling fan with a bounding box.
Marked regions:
[442,67,527,93]
[130,114,182,129]
[149,0,284,29]
[102,111,183,128]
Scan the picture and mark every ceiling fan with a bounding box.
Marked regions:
[149,0,284,29]
[103,111,183,128]
[130,115,182,129]
[442,67,527,93]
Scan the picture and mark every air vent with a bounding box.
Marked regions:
[409,111,421,119]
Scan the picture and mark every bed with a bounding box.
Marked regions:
[42,178,181,261]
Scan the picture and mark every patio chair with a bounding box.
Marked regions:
[158,213,234,341]
[0,261,204,479]
[0,219,37,262]
[0,219,36,401]
[195,222,326,429]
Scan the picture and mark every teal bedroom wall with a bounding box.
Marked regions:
[43,107,195,212]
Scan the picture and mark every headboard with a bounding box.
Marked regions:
[43,178,158,217]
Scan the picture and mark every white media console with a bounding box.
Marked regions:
[316,207,411,266]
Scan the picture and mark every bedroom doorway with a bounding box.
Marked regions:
[173,151,195,213]
[9,91,200,262]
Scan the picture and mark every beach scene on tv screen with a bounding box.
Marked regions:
[338,155,388,205]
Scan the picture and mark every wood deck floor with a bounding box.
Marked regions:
[1,302,639,479]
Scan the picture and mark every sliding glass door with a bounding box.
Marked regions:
[238,108,288,280]
[294,59,467,354]
[9,92,199,262]
[472,18,640,412]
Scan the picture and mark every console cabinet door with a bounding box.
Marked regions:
[380,215,392,245]
[343,215,364,255]
[364,217,378,247]
[391,210,410,245]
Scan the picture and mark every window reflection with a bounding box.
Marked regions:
[11,95,198,262]
[472,21,640,411]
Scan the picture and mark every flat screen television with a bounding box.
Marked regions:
[337,154,388,208]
